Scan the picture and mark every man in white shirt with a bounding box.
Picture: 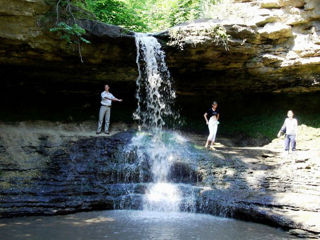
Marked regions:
[277,110,298,152]
[96,84,122,134]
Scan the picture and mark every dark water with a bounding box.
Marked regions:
[0,210,297,240]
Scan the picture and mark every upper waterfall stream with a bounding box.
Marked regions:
[134,33,176,129]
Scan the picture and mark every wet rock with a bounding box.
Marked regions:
[168,162,200,183]
[0,131,149,217]
[289,229,319,239]
[1,122,320,238]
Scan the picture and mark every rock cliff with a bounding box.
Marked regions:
[159,0,320,94]
[0,0,320,96]
[1,3,320,239]
[0,0,137,86]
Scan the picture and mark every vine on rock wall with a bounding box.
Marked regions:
[45,0,91,62]
[168,24,230,50]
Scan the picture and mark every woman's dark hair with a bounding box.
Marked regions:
[212,101,218,105]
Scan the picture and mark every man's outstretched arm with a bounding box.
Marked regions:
[104,96,123,102]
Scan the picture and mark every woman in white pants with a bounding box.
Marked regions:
[204,101,220,149]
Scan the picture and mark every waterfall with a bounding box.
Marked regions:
[133,33,186,212]
[134,33,176,130]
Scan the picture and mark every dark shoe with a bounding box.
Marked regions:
[105,131,110,135]
[96,131,102,135]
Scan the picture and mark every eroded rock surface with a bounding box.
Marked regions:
[0,0,137,85]
[0,123,144,216]
[190,125,320,239]
[0,0,320,96]
[0,122,319,238]
[159,0,320,94]
[0,122,202,216]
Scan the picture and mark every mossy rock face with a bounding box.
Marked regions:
[0,0,49,17]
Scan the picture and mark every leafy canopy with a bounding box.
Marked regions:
[74,0,220,32]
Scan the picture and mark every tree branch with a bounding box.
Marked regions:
[67,0,76,24]
[56,0,62,24]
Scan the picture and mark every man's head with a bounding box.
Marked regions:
[212,101,218,108]
[104,84,110,92]
[287,110,294,119]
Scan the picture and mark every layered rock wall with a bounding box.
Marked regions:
[160,0,320,93]
[1,0,320,96]
[0,0,137,84]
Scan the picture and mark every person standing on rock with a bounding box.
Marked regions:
[277,110,298,154]
[96,84,123,135]
[204,101,220,150]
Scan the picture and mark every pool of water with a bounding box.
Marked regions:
[0,210,297,240]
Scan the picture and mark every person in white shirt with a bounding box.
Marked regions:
[96,84,122,134]
[277,110,298,152]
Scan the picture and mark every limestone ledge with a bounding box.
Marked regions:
[0,0,137,83]
[0,0,320,93]
[160,0,320,92]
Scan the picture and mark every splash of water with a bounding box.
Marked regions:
[144,183,181,212]
[134,33,176,130]
[129,131,196,212]
[133,33,185,211]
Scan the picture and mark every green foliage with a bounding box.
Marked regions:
[50,22,91,44]
[45,0,224,61]
[145,0,201,32]
[73,0,221,32]
[45,0,223,33]
[46,0,92,62]
[211,25,230,50]
[74,0,148,32]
